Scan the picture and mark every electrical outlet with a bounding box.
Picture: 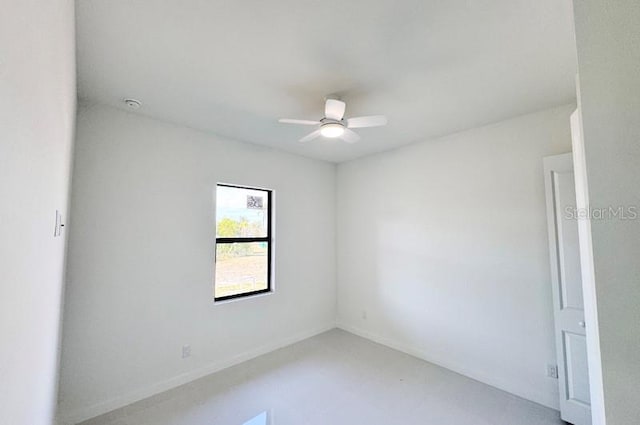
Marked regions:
[361,310,367,320]
[547,364,558,379]
[182,345,191,359]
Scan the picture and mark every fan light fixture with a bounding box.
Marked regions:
[320,123,345,138]
[279,98,387,144]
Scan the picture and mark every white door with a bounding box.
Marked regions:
[543,153,592,425]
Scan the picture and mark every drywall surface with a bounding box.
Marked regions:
[58,104,336,423]
[573,1,640,423]
[0,1,76,424]
[336,105,574,409]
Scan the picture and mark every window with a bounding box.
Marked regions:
[214,184,272,301]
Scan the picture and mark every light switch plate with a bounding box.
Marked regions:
[54,210,64,237]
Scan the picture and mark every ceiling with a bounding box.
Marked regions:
[76,0,577,163]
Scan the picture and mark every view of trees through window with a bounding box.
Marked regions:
[214,185,271,300]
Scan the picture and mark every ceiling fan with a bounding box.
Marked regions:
[279,99,387,143]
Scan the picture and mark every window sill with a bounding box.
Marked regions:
[213,290,274,305]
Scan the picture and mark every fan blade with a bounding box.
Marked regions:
[325,99,346,120]
[279,119,321,125]
[340,128,361,143]
[347,115,387,128]
[299,129,321,143]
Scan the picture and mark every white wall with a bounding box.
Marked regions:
[572,1,640,423]
[336,105,574,409]
[57,104,336,423]
[0,1,76,425]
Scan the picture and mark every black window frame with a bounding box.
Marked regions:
[214,183,273,302]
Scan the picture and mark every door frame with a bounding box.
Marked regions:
[570,106,606,425]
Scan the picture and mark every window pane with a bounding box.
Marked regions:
[215,242,268,299]
[216,186,268,238]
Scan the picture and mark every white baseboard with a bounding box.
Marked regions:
[58,323,336,425]
[59,321,558,424]
[336,321,559,411]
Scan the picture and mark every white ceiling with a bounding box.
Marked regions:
[76,0,577,163]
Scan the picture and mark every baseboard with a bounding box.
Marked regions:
[58,323,336,425]
[336,321,559,411]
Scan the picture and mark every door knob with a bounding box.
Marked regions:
[579,321,586,328]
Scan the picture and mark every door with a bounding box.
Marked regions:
[543,153,592,425]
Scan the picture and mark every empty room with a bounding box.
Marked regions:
[1,1,639,425]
